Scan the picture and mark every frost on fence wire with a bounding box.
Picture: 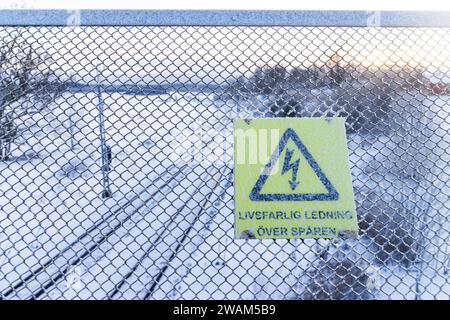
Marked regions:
[0,26,449,300]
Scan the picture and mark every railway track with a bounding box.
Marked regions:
[0,163,190,299]
[34,163,229,300]
[144,170,234,299]
[1,106,233,300]
[142,170,233,300]
[107,165,232,299]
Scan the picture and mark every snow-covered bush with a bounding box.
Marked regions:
[298,238,376,300]
[219,62,426,134]
[0,33,65,160]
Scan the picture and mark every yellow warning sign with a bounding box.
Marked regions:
[234,118,358,239]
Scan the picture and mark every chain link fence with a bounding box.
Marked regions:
[0,11,449,299]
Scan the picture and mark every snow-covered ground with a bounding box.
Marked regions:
[1,86,449,299]
[0,89,232,298]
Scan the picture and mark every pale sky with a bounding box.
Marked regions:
[1,0,448,85]
[0,0,449,10]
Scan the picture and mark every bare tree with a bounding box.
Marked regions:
[0,33,63,160]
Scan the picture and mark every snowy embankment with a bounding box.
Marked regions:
[300,93,450,300]
[372,95,450,300]
[202,68,450,299]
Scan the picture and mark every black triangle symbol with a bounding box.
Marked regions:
[249,128,339,201]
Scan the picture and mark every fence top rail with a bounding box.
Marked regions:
[0,10,449,27]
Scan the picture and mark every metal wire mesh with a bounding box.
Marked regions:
[0,24,449,300]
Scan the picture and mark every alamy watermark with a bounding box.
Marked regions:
[169,126,281,172]
[66,9,81,27]
[65,265,83,291]
[366,10,381,27]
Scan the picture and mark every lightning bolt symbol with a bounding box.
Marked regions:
[282,148,300,190]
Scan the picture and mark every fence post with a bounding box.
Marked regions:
[96,63,112,199]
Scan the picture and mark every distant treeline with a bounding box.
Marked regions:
[219,58,426,99]
[218,56,427,134]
